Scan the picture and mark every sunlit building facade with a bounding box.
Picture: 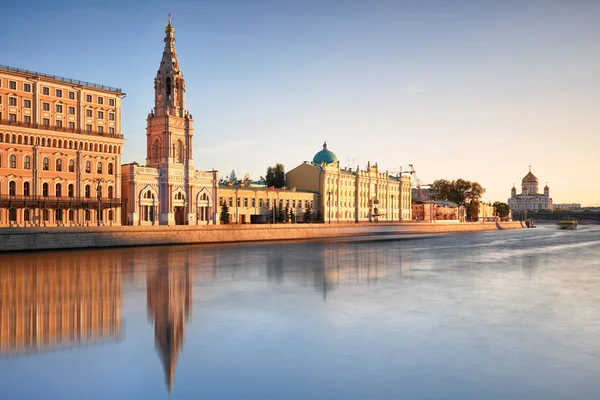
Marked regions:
[286,143,412,223]
[121,19,217,226]
[0,65,125,227]
[219,184,318,223]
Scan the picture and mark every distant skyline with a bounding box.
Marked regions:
[4,0,599,205]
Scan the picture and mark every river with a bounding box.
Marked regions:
[1,225,599,399]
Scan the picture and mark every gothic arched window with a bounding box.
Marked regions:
[177,140,183,163]
[166,77,172,99]
[153,139,160,160]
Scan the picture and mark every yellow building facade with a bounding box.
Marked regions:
[219,185,318,224]
[0,65,125,227]
[286,143,412,223]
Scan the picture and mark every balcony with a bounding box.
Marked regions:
[0,119,124,139]
[0,195,124,209]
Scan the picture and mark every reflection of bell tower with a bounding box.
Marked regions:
[145,16,196,225]
[147,259,192,394]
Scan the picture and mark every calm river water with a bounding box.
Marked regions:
[1,225,600,399]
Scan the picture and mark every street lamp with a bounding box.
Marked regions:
[234,186,239,224]
[94,178,104,226]
[327,190,332,224]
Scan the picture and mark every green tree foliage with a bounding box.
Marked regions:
[303,204,313,223]
[276,205,286,223]
[220,203,230,224]
[493,201,510,218]
[431,178,486,221]
[266,164,285,188]
[314,209,324,223]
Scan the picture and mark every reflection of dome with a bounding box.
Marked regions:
[522,171,538,183]
[313,142,338,164]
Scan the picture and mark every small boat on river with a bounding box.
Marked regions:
[558,219,578,230]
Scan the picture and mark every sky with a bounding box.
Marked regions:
[3,0,600,205]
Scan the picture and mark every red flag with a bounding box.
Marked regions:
[268,186,274,191]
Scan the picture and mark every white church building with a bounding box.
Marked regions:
[508,168,553,216]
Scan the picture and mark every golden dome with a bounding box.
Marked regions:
[522,171,538,183]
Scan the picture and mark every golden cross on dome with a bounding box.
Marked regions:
[168,13,172,23]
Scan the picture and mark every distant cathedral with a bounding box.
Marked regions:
[508,167,553,215]
[121,17,217,225]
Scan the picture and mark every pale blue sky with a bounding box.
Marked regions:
[3,0,600,205]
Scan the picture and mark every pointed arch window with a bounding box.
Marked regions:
[153,139,161,160]
[177,140,183,163]
[166,77,172,99]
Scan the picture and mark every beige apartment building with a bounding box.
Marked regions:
[286,143,412,223]
[121,19,218,226]
[0,65,125,227]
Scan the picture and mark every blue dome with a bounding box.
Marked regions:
[312,142,338,164]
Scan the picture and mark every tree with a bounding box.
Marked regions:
[431,178,485,221]
[277,205,286,223]
[303,204,313,223]
[314,209,323,223]
[220,203,230,224]
[493,201,510,219]
[266,164,285,188]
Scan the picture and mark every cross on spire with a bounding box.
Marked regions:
[529,165,531,172]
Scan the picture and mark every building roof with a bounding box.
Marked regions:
[522,171,538,183]
[312,142,338,165]
[0,64,123,94]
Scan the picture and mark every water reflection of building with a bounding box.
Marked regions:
[285,243,414,299]
[0,252,122,356]
[147,255,192,393]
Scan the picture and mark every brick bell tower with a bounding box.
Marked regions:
[146,16,195,225]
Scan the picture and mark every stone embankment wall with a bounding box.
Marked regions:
[0,222,526,252]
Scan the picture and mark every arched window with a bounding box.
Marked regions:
[43,157,49,171]
[85,161,91,173]
[56,158,62,171]
[55,209,63,223]
[96,162,102,174]
[85,185,91,198]
[68,210,74,221]
[177,140,183,162]
[85,210,91,221]
[69,159,75,172]
[108,210,114,221]
[108,163,113,175]
[42,183,49,197]
[166,77,172,98]
[9,154,17,168]
[97,185,103,198]
[9,208,17,222]
[153,139,160,160]
[23,182,30,197]
[24,156,31,169]
[56,183,62,197]
[9,181,16,196]
[108,186,113,198]
[24,209,30,222]
[68,184,74,198]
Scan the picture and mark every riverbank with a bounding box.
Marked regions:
[0,221,526,252]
